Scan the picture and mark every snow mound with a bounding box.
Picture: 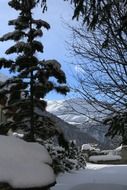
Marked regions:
[0,135,55,188]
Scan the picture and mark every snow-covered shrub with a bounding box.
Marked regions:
[67,140,86,170]
[44,139,86,174]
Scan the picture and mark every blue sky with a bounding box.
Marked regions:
[0,0,77,100]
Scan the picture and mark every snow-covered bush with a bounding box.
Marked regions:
[44,139,86,174]
[67,140,86,170]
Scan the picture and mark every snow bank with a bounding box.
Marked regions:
[89,152,121,162]
[0,135,55,188]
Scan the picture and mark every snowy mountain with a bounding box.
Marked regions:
[44,111,99,146]
[47,99,101,125]
[47,99,120,149]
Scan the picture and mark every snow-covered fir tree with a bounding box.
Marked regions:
[0,0,69,141]
[44,139,86,174]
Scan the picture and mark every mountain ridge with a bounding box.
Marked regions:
[47,99,120,149]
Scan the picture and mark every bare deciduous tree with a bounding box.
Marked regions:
[67,1,127,144]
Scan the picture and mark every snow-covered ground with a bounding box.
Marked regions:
[51,163,127,190]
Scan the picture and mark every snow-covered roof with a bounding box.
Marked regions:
[81,144,95,151]
[0,135,55,189]
[115,145,127,151]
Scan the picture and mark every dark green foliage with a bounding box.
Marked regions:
[0,58,13,69]
[58,133,69,150]
[0,31,25,41]
[32,19,50,29]
[104,112,127,145]
[8,0,37,11]
[71,0,127,47]
[68,0,127,32]
[72,0,84,20]
[0,0,69,141]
